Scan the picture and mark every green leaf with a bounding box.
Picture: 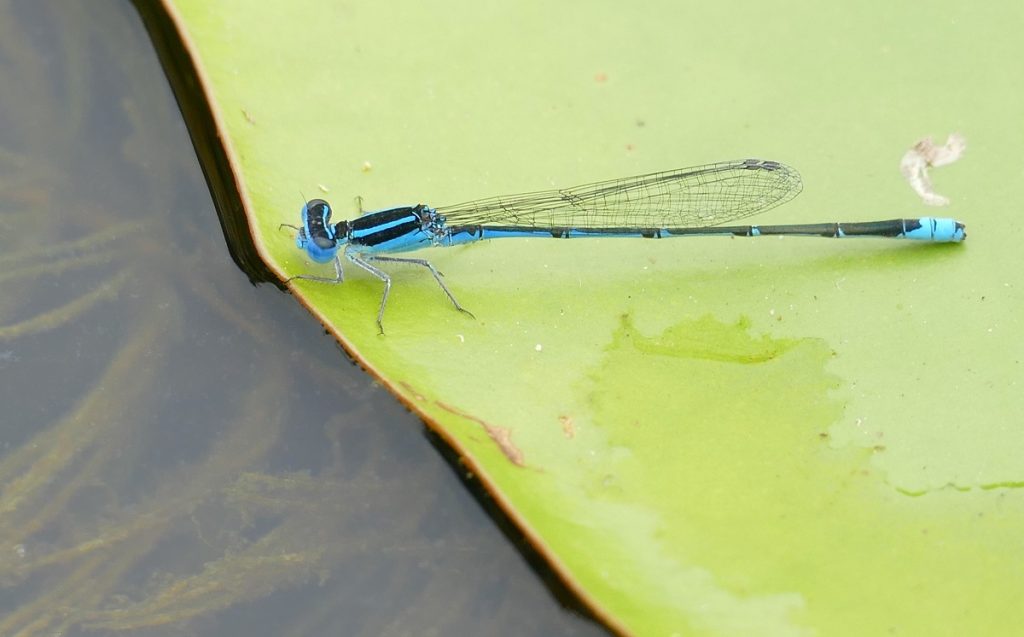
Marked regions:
[166,0,1024,634]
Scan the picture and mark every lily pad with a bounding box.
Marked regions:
[162,0,1024,634]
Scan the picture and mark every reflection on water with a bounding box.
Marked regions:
[0,2,604,635]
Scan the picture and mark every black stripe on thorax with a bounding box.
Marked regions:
[349,206,426,247]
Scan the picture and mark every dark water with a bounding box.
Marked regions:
[0,2,605,635]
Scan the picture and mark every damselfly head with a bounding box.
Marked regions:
[298,199,346,262]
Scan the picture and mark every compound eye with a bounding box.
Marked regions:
[313,236,335,250]
[306,199,332,223]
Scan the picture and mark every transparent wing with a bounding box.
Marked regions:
[436,159,802,229]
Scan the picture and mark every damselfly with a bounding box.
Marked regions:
[281,159,965,332]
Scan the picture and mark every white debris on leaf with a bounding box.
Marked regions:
[899,133,966,206]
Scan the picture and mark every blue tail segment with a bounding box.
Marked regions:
[282,159,966,331]
[901,217,966,242]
